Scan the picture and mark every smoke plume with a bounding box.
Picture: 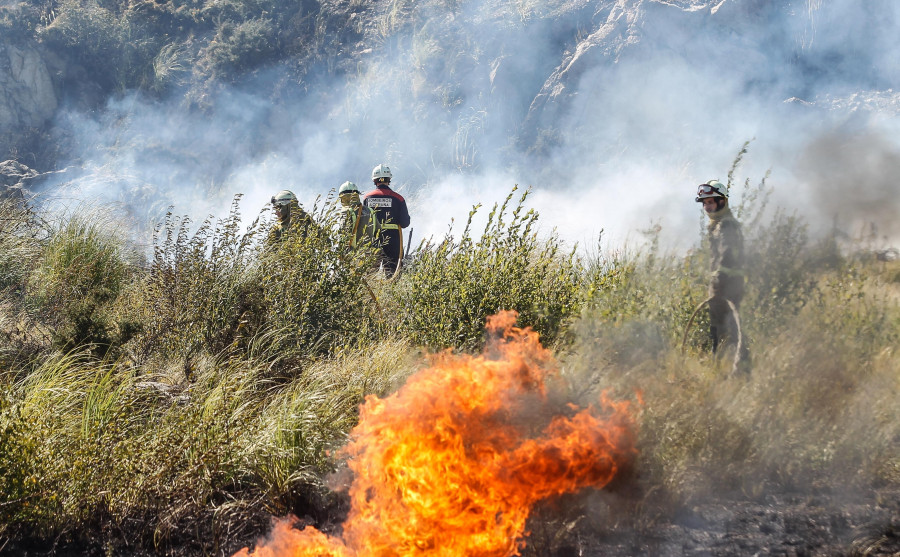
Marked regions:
[34,0,900,252]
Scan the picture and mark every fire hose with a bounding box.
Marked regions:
[681,296,744,375]
[386,227,412,282]
[337,251,383,314]
[361,274,383,314]
[342,208,384,312]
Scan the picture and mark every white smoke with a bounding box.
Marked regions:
[37,0,900,253]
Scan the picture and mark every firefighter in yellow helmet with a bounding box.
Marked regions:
[696,179,750,370]
[338,181,377,248]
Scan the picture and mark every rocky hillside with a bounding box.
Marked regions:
[1,0,899,245]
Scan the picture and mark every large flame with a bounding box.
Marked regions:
[236,311,636,556]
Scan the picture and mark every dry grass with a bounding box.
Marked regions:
[1,176,898,552]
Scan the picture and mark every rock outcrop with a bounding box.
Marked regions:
[0,159,39,199]
[0,42,58,158]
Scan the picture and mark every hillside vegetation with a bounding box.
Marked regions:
[2,0,367,97]
[2,0,615,169]
[0,151,898,554]
[0,0,543,110]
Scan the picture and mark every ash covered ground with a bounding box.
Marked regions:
[565,489,900,556]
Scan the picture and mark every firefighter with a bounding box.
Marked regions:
[338,181,377,248]
[363,164,410,275]
[696,179,750,370]
[268,189,312,243]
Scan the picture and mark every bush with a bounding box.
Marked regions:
[27,210,134,356]
[198,17,278,81]
[38,0,159,92]
[257,199,382,372]
[126,196,381,375]
[742,210,818,335]
[580,234,709,351]
[125,195,264,368]
[393,186,581,351]
[0,389,38,534]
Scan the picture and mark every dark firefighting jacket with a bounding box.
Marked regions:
[707,206,744,302]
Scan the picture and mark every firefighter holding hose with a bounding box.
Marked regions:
[695,179,750,372]
[338,181,377,248]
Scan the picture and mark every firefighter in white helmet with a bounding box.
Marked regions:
[362,164,410,275]
[268,189,312,243]
[338,181,377,248]
[696,179,749,370]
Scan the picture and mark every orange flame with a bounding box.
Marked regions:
[236,311,636,557]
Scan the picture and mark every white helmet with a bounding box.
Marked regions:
[271,190,298,206]
[695,180,728,202]
[372,164,392,181]
[338,181,359,195]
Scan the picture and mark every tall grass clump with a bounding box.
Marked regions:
[567,242,898,507]
[0,327,417,552]
[241,337,418,516]
[0,198,43,292]
[735,262,900,490]
[26,209,135,357]
[394,186,581,351]
[0,351,259,550]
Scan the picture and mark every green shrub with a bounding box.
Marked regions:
[198,17,278,81]
[393,186,581,351]
[742,210,818,335]
[38,0,159,91]
[0,390,39,534]
[126,195,264,367]
[256,199,382,372]
[580,239,709,352]
[27,211,134,356]
[128,196,381,375]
